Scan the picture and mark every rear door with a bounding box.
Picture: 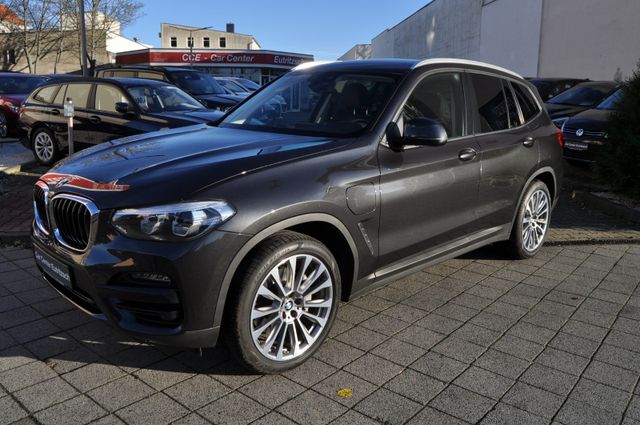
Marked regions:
[62,82,93,145]
[469,73,540,230]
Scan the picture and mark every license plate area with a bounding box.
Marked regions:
[34,247,72,290]
[565,141,588,151]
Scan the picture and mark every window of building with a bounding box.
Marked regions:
[219,37,226,48]
[470,73,509,133]
[64,83,92,108]
[95,84,128,113]
[203,37,210,48]
[402,72,466,139]
[187,37,194,48]
[170,37,177,47]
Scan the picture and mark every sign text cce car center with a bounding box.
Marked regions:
[115,48,314,84]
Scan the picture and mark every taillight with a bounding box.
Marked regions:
[557,131,564,148]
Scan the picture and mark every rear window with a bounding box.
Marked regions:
[138,71,165,81]
[470,73,509,133]
[513,83,540,122]
[64,83,92,108]
[33,85,58,104]
[112,70,137,78]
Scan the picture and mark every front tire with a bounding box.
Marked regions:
[226,231,340,373]
[504,180,551,259]
[31,128,59,166]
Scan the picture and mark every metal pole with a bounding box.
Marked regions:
[78,0,89,76]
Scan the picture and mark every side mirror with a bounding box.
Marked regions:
[115,102,130,114]
[403,117,448,146]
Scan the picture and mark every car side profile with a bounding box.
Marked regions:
[19,77,223,165]
[31,59,562,373]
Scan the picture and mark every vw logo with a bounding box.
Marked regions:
[576,129,584,137]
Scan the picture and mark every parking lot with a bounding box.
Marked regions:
[2,233,639,424]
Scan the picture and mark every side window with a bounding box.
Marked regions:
[402,72,465,138]
[138,71,165,81]
[470,73,510,133]
[53,85,67,105]
[513,83,540,123]
[64,83,92,108]
[95,84,128,113]
[101,70,114,77]
[112,70,136,78]
[33,85,58,104]
[504,82,523,128]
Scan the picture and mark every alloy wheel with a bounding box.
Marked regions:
[522,189,549,252]
[250,253,334,361]
[34,132,54,162]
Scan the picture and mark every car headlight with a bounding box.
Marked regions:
[8,104,20,113]
[552,117,568,128]
[112,201,235,241]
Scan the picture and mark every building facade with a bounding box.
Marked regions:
[115,48,313,84]
[160,23,260,50]
[370,0,640,80]
[338,44,372,61]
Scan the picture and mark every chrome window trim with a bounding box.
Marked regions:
[33,180,50,236]
[414,58,523,79]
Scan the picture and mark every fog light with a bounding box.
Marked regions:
[129,272,172,286]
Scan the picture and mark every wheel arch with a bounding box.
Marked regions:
[213,213,359,329]
[510,166,557,229]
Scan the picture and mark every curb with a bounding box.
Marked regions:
[572,190,640,226]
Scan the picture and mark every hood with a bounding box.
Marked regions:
[545,103,589,119]
[147,109,224,124]
[563,108,611,134]
[45,125,342,209]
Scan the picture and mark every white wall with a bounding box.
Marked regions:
[479,0,543,77]
[371,0,482,60]
[538,0,640,80]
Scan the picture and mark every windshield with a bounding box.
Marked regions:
[0,76,47,94]
[170,71,225,95]
[238,78,260,91]
[548,84,613,106]
[597,89,623,110]
[218,79,248,94]
[219,71,400,137]
[126,84,204,113]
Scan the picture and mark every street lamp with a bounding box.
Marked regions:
[166,24,214,67]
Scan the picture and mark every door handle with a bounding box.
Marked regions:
[523,136,535,147]
[51,109,60,115]
[458,148,477,162]
[89,115,101,124]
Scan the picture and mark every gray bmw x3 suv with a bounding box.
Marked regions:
[31,59,562,373]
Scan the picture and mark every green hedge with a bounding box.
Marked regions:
[597,62,640,199]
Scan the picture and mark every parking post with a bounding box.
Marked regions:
[64,97,74,155]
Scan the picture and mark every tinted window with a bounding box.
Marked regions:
[470,73,509,133]
[53,85,67,104]
[547,84,614,107]
[170,71,225,95]
[403,72,465,138]
[504,82,522,128]
[126,84,202,112]
[64,83,91,108]
[0,76,47,94]
[33,85,58,104]
[95,84,128,113]
[513,83,540,122]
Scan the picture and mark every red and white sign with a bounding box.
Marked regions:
[115,49,313,69]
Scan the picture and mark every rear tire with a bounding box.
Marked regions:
[503,180,551,259]
[225,231,341,373]
[31,128,59,166]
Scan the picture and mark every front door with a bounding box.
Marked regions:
[377,72,482,271]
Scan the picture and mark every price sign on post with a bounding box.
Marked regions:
[63,98,74,154]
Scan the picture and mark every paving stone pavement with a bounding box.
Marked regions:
[1,242,640,425]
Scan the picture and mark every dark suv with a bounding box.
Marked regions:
[96,66,246,111]
[19,77,223,165]
[31,59,562,373]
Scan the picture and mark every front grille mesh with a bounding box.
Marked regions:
[33,185,48,232]
[51,197,91,250]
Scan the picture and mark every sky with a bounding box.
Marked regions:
[121,0,430,60]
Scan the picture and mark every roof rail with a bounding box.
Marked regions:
[292,61,335,71]
[414,58,522,79]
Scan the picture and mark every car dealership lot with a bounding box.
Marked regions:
[1,240,639,425]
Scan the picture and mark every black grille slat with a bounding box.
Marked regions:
[52,197,91,250]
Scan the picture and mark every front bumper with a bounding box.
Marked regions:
[32,223,250,348]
